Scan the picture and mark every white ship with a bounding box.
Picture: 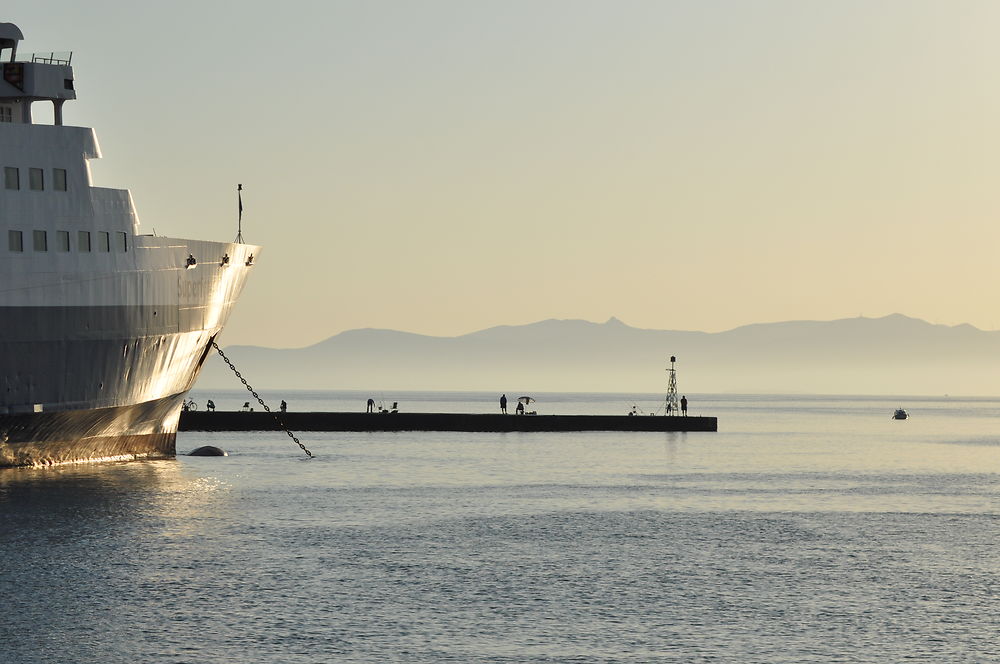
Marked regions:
[0,23,259,466]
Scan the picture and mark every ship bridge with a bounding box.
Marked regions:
[0,23,75,125]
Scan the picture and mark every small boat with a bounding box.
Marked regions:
[892,408,908,420]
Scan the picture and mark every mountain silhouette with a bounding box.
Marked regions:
[199,314,1000,395]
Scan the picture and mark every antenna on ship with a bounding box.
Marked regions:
[235,183,244,244]
[665,355,680,416]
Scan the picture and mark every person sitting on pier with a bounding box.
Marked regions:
[206,399,215,412]
[280,400,287,413]
[241,402,251,412]
[516,401,524,415]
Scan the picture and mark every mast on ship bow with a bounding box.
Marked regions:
[235,183,244,244]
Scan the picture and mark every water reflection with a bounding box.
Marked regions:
[0,459,236,556]
[0,459,239,663]
[2,393,999,663]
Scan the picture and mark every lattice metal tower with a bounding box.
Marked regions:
[665,355,679,416]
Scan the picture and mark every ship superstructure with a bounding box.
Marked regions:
[0,23,259,465]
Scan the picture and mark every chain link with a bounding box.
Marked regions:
[212,341,315,459]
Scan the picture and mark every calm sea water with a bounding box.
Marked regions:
[1,391,998,663]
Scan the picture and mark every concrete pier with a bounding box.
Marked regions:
[179,411,717,433]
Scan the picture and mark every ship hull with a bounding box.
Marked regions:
[0,237,259,467]
[0,392,184,466]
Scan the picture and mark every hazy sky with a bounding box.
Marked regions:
[8,1,1000,347]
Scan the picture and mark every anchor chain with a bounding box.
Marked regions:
[211,341,315,459]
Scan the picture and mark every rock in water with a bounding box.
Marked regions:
[188,446,228,457]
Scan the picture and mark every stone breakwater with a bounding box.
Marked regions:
[180,411,718,433]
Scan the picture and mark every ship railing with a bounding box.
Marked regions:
[23,52,73,66]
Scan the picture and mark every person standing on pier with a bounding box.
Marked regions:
[681,396,688,416]
[367,398,375,413]
[500,394,508,414]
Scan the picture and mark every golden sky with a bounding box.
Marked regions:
[11,1,1000,346]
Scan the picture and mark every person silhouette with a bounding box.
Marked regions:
[500,394,507,414]
[367,398,375,413]
[681,395,688,416]
[280,400,287,413]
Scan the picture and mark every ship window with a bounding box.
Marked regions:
[0,106,11,123]
[8,230,23,252]
[33,230,47,252]
[4,167,17,190]
[53,168,67,191]
[115,232,128,252]
[56,230,70,252]
[78,230,91,252]
[98,231,110,252]
[64,79,74,91]
[29,168,43,191]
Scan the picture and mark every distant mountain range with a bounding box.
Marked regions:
[198,314,1000,396]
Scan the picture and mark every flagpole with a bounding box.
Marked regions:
[235,183,244,243]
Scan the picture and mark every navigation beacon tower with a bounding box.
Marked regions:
[665,356,679,416]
